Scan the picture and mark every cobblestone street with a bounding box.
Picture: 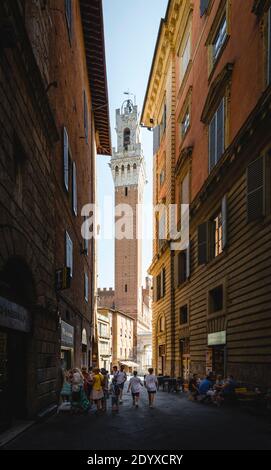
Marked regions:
[4,389,271,451]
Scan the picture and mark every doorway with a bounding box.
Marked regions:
[0,329,27,433]
[207,346,225,376]
[180,338,190,380]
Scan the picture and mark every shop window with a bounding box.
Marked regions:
[180,305,188,325]
[209,285,224,313]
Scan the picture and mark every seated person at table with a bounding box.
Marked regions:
[198,376,212,401]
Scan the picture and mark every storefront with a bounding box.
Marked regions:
[0,296,31,432]
[60,320,74,371]
[207,331,227,376]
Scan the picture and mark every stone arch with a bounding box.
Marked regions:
[123,127,130,150]
[0,225,42,301]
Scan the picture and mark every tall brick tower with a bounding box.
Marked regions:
[110,99,146,336]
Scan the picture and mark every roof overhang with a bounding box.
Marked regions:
[80,0,111,156]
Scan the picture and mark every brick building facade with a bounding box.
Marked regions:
[142,0,271,387]
[0,0,110,432]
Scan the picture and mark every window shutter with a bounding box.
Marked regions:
[221,194,228,249]
[198,222,208,265]
[153,276,157,302]
[84,90,88,143]
[72,161,77,216]
[84,273,88,302]
[63,127,69,191]
[268,7,271,85]
[216,99,225,163]
[174,252,179,288]
[163,103,167,132]
[200,0,210,17]
[209,114,216,172]
[153,125,160,155]
[186,243,190,279]
[247,156,265,222]
[66,231,73,277]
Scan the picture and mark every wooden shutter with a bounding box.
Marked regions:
[84,273,88,302]
[72,161,77,216]
[162,267,166,297]
[209,114,216,172]
[84,90,88,143]
[66,231,73,277]
[174,253,179,288]
[186,243,190,279]
[153,125,160,155]
[153,276,157,302]
[200,0,210,17]
[198,222,208,265]
[221,194,228,249]
[63,127,69,191]
[268,7,271,85]
[247,156,265,222]
[216,99,225,163]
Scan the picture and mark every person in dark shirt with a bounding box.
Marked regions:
[189,374,199,400]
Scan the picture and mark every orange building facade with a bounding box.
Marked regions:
[142,0,271,387]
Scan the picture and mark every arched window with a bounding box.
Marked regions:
[127,164,130,171]
[115,166,119,173]
[121,165,125,172]
[133,163,137,170]
[158,315,165,333]
[123,128,130,150]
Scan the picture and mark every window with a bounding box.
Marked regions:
[181,35,191,80]
[72,161,77,215]
[161,102,167,135]
[247,156,265,222]
[123,128,130,150]
[200,0,210,17]
[65,231,73,277]
[178,172,190,230]
[65,0,72,40]
[212,16,227,63]
[268,7,271,85]
[159,316,165,333]
[210,211,223,259]
[125,284,128,293]
[158,207,166,249]
[180,305,188,325]
[133,163,137,170]
[84,273,88,302]
[175,247,190,287]
[159,168,165,188]
[178,251,187,284]
[181,109,190,137]
[198,195,227,265]
[83,90,88,143]
[83,216,88,255]
[153,125,161,155]
[209,285,224,313]
[127,164,130,171]
[115,166,119,173]
[209,99,224,172]
[121,165,124,172]
[63,127,69,191]
[125,187,128,196]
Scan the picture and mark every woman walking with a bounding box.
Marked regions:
[144,368,158,408]
[90,367,104,411]
[127,370,143,407]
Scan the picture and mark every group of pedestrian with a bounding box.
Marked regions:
[59,366,158,413]
[189,372,237,406]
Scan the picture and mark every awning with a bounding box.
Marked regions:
[120,361,140,368]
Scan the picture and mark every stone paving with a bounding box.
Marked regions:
[3,388,271,450]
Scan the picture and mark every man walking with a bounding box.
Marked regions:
[113,365,127,404]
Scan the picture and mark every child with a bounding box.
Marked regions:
[110,378,120,412]
[127,370,143,407]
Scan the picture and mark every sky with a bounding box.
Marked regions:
[97,0,168,289]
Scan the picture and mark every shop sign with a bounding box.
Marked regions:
[61,320,74,347]
[0,296,31,333]
[208,330,226,346]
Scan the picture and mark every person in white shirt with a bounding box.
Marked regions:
[127,371,143,407]
[144,368,158,408]
[113,365,127,404]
